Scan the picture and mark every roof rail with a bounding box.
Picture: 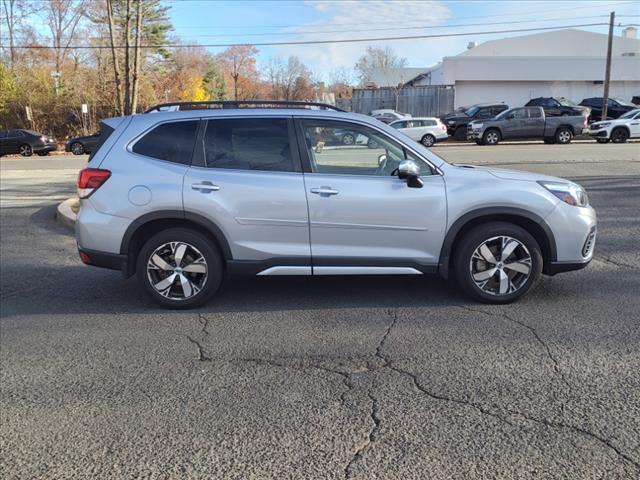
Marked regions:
[144,100,345,114]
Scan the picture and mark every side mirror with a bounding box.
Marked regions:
[378,153,387,166]
[397,160,423,188]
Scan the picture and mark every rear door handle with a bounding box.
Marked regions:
[192,182,220,192]
[310,187,339,196]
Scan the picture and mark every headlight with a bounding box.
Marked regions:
[538,181,589,207]
[471,123,483,129]
[447,120,455,124]
[594,122,610,128]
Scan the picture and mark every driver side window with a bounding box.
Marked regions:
[299,119,432,177]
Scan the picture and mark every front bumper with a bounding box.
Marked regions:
[588,129,609,138]
[34,143,58,153]
[467,128,482,140]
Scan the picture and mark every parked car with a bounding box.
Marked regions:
[578,97,637,122]
[65,132,100,155]
[75,101,596,308]
[389,117,448,147]
[467,106,587,145]
[0,129,57,157]
[369,109,411,124]
[441,103,509,140]
[588,108,640,143]
[525,97,588,117]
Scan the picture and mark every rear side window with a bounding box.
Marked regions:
[88,122,115,161]
[132,120,198,164]
[202,118,294,172]
[528,108,542,118]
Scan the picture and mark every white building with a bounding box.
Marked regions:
[411,28,640,108]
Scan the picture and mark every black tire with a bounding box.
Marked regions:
[19,144,33,157]
[596,138,610,144]
[421,134,436,147]
[555,127,573,144]
[37,151,49,156]
[136,228,224,309]
[610,127,629,144]
[475,140,484,145]
[482,129,501,145]
[543,137,556,144]
[454,222,543,304]
[454,127,467,141]
[70,142,85,155]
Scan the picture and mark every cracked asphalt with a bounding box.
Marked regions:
[1,145,639,479]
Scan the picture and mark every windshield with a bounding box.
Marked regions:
[619,109,640,119]
[464,106,480,116]
[614,98,635,107]
[558,98,577,107]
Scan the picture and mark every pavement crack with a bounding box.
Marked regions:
[344,391,380,479]
[185,335,211,362]
[197,312,210,337]
[374,308,398,368]
[595,255,635,269]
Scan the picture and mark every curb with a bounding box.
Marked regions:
[56,197,79,230]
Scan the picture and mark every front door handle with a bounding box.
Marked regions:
[192,182,220,192]
[310,187,339,196]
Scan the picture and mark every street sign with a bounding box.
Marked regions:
[81,103,88,114]
[25,106,32,121]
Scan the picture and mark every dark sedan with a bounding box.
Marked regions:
[525,97,588,117]
[65,132,100,155]
[579,97,637,122]
[0,129,58,157]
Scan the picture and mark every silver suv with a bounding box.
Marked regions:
[76,101,596,308]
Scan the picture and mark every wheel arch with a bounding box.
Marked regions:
[555,123,577,135]
[120,210,232,278]
[611,125,631,135]
[438,207,557,279]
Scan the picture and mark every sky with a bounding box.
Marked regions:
[165,0,640,81]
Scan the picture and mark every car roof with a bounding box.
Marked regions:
[132,108,377,123]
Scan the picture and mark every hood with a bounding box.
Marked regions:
[452,163,564,183]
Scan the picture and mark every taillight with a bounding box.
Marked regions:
[77,168,111,198]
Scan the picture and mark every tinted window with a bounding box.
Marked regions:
[477,109,493,119]
[420,119,437,126]
[492,106,507,115]
[203,118,293,172]
[300,119,432,177]
[506,108,527,120]
[88,122,116,161]
[133,121,198,164]
[543,99,558,107]
[392,121,407,129]
[528,108,542,118]
[527,99,541,106]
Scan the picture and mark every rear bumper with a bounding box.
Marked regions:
[78,247,128,273]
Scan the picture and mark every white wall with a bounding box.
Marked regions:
[453,80,640,109]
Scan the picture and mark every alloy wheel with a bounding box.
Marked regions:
[422,135,435,147]
[485,132,499,145]
[469,236,532,296]
[19,145,32,156]
[146,241,208,300]
[71,143,84,155]
[557,130,571,144]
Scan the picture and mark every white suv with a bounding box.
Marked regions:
[389,117,449,147]
[588,108,640,143]
[75,101,596,308]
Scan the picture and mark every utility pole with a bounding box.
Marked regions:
[602,11,615,120]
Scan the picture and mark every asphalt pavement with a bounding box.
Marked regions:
[1,144,639,479]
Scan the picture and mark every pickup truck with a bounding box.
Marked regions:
[467,106,588,145]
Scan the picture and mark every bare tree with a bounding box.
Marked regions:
[355,45,408,86]
[1,0,36,68]
[266,56,313,101]
[105,0,123,113]
[45,0,86,91]
[217,45,259,100]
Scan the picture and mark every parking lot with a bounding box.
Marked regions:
[1,143,639,479]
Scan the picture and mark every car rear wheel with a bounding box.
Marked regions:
[482,129,501,145]
[555,127,573,144]
[71,142,85,155]
[454,222,542,303]
[19,144,33,157]
[610,127,629,143]
[421,134,436,147]
[136,228,223,309]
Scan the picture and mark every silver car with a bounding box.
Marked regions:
[76,101,596,308]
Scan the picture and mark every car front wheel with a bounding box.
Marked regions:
[482,129,501,145]
[610,127,629,143]
[454,222,542,303]
[136,228,223,309]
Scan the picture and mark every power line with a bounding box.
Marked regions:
[10,22,626,49]
[3,14,625,41]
